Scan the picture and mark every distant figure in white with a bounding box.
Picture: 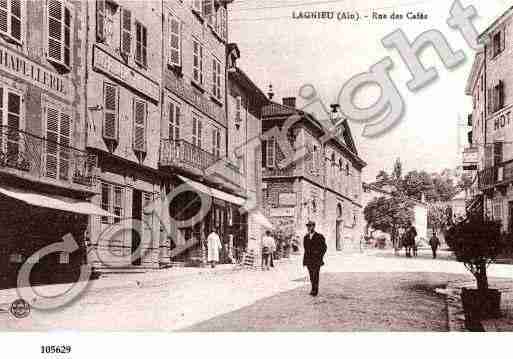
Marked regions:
[261,230,276,271]
[207,226,222,268]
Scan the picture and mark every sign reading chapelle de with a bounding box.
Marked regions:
[0,45,71,101]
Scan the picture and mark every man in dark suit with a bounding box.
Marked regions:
[303,221,327,297]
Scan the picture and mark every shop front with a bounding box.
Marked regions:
[0,179,113,289]
[164,175,246,265]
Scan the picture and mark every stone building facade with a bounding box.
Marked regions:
[261,99,366,252]
[0,0,101,287]
[85,0,164,270]
[474,7,513,233]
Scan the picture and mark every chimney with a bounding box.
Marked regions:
[283,97,296,108]
[268,84,274,100]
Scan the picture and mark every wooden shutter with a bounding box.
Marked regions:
[6,91,20,159]
[63,6,71,67]
[212,129,216,156]
[267,137,275,168]
[261,140,267,168]
[175,105,180,140]
[10,0,20,42]
[216,130,220,157]
[103,83,118,140]
[220,7,227,40]
[48,0,63,64]
[120,8,131,57]
[168,14,181,67]
[58,111,71,180]
[236,96,242,122]
[192,117,197,145]
[168,101,174,141]
[133,99,146,152]
[96,0,105,42]
[0,0,8,35]
[197,120,202,148]
[499,80,505,109]
[45,106,59,179]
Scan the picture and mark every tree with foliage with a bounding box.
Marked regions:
[364,195,414,249]
[427,202,450,235]
[445,214,503,294]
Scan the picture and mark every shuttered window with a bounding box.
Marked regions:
[120,8,131,57]
[132,98,147,152]
[167,100,180,141]
[212,128,220,158]
[192,115,202,148]
[212,57,222,100]
[219,6,227,40]
[103,82,118,141]
[95,0,105,42]
[44,103,72,181]
[135,21,147,68]
[47,0,72,70]
[167,13,181,67]
[235,96,242,123]
[266,136,275,168]
[0,89,21,160]
[192,38,203,85]
[0,0,21,44]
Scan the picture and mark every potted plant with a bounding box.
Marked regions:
[445,213,504,330]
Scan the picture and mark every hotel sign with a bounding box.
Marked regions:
[493,107,512,130]
[0,45,71,101]
[93,46,160,102]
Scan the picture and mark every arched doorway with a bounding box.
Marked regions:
[336,203,343,251]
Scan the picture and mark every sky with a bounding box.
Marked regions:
[229,0,511,182]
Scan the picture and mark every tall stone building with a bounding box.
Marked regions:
[261,98,366,251]
[85,0,164,270]
[0,0,104,287]
[472,7,513,232]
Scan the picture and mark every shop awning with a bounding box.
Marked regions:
[0,185,117,217]
[250,211,274,229]
[177,175,246,206]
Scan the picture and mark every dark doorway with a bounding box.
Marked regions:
[132,189,143,266]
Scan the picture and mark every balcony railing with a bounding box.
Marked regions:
[0,125,98,188]
[478,159,513,190]
[159,139,216,172]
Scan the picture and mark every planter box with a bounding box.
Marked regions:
[461,288,501,330]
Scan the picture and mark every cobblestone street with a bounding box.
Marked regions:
[3,251,513,331]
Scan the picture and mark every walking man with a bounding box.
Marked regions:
[429,231,441,259]
[303,221,327,297]
[207,226,222,268]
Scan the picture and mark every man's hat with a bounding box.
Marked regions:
[306,220,315,227]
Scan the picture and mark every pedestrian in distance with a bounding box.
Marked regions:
[207,226,222,268]
[303,221,327,297]
[404,221,417,258]
[261,230,276,270]
[429,231,441,259]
